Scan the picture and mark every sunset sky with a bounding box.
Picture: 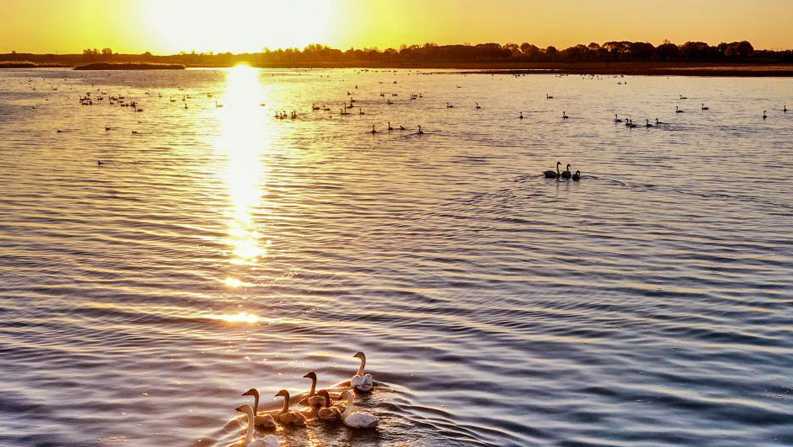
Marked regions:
[2,0,792,54]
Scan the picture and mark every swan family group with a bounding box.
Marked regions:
[233,352,378,447]
[544,161,581,181]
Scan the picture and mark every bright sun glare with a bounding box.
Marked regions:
[143,0,332,53]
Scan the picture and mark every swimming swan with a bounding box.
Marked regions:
[298,372,328,408]
[316,390,342,422]
[235,405,280,447]
[544,162,561,179]
[561,164,572,180]
[241,389,277,431]
[274,390,307,427]
[572,170,581,182]
[340,391,378,429]
[351,352,374,392]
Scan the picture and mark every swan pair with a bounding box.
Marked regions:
[544,162,581,181]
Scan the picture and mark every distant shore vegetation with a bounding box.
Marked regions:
[74,62,185,70]
[1,40,792,72]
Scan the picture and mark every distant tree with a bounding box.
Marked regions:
[680,41,714,60]
[101,48,113,56]
[628,42,655,60]
[737,40,754,58]
[656,42,680,61]
[504,42,521,56]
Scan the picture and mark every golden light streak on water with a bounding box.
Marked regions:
[216,65,273,273]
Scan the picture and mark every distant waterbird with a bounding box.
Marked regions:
[561,164,572,179]
[544,162,561,179]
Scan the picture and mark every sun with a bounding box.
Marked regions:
[143,0,334,53]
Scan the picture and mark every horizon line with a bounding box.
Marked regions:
[4,39,793,56]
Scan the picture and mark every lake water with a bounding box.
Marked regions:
[1,67,792,447]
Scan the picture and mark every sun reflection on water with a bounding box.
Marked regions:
[215,65,274,285]
[209,311,261,325]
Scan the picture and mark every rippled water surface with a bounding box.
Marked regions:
[1,68,792,447]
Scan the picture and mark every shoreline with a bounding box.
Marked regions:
[2,61,792,76]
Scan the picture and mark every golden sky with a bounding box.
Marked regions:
[1,0,792,54]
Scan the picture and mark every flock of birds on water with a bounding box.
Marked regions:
[231,352,377,447]
[19,73,791,179]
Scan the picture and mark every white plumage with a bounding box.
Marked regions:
[340,391,378,429]
[235,405,280,447]
[351,373,374,392]
[351,352,375,392]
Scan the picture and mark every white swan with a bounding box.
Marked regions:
[235,405,280,447]
[340,391,378,429]
[351,352,374,392]
[241,388,277,430]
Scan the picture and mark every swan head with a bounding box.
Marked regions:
[303,371,317,381]
[235,404,254,415]
[242,388,259,399]
[275,389,290,400]
[566,164,571,171]
[354,352,367,362]
[556,161,561,167]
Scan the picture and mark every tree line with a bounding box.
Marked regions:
[3,40,792,67]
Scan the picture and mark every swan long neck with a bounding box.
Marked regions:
[253,394,259,416]
[356,356,366,375]
[281,393,290,413]
[243,407,255,445]
[342,393,355,417]
[309,376,317,396]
